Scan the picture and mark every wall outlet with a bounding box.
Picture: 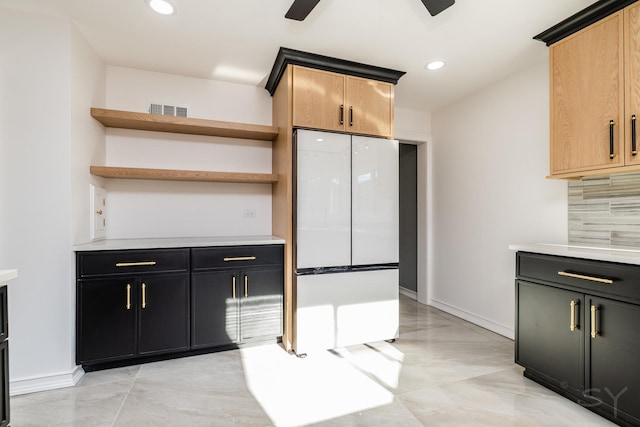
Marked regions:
[242,208,256,218]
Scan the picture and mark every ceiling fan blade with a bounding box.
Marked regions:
[420,0,455,16]
[285,0,322,21]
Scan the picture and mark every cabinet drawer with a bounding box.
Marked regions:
[77,249,189,277]
[192,245,283,271]
[517,252,640,302]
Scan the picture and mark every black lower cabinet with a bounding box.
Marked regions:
[191,267,284,348]
[78,278,136,363]
[191,270,239,348]
[240,267,283,341]
[76,249,190,368]
[77,273,189,365]
[516,252,640,426]
[516,281,584,395]
[191,245,284,348]
[587,297,640,422]
[77,245,283,370]
[138,274,189,355]
[0,285,8,427]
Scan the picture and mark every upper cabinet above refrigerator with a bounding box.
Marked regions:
[291,66,395,139]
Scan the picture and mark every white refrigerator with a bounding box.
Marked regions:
[294,129,399,355]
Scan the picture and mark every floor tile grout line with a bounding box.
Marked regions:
[110,371,138,427]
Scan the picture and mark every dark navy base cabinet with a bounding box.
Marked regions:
[516,252,640,427]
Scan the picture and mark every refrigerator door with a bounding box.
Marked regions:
[351,136,399,265]
[296,130,352,269]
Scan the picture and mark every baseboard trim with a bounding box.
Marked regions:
[10,366,84,396]
[399,287,417,300]
[429,298,514,340]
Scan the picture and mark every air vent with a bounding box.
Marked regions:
[149,103,188,117]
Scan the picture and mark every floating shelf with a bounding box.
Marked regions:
[90,166,278,184]
[91,108,279,141]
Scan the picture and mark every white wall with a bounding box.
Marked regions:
[0,8,80,393]
[102,67,274,239]
[394,107,431,304]
[431,60,567,338]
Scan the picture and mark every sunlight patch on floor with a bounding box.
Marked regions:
[240,343,403,427]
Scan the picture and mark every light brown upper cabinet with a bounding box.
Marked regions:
[549,3,640,178]
[291,66,394,139]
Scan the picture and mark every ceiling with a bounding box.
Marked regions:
[0,0,598,112]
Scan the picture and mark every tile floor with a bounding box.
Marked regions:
[11,296,615,426]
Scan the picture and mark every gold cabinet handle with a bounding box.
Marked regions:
[142,283,147,309]
[96,210,103,215]
[232,276,236,300]
[570,300,578,332]
[591,305,598,338]
[558,271,614,284]
[116,261,157,267]
[126,284,131,310]
[244,275,249,298]
[223,256,256,262]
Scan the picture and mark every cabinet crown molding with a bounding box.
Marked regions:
[534,0,638,46]
[264,47,405,96]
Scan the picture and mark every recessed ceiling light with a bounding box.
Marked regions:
[426,60,445,71]
[147,0,176,15]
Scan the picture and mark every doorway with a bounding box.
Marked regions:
[399,143,417,297]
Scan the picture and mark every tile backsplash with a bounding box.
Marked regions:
[569,172,640,248]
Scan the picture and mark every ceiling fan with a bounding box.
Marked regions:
[285,0,455,21]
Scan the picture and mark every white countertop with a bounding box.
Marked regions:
[74,235,285,251]
[509,243,640,266]
[0,270,17,283]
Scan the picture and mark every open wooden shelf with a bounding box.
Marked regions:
[90,166,278,184]
[91,108,279,141]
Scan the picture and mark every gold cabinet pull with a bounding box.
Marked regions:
[126,284,131,310]
[142,283,147,309]
[96,210,103,215]
[232,276,236,300]
[244,275,249,298]
[591,305,598,338]
[570,300,578,331]
[558,271,614,284]
[223,256,256,262]
[116,261,157,267]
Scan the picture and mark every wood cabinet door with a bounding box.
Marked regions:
[239,267,283,341]
[550,12,624,175]
[625,3,640,166]
[292,66,345,132]
[587,296,640,423]
[191,271,239,348]
[77,278,136,364]
[138,273,190,355]
[516,281,584,394]
[346,76,394,139]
